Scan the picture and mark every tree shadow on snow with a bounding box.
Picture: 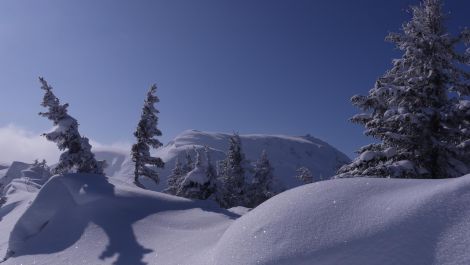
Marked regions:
[8,174,240,265]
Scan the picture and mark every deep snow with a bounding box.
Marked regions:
[1,173,470,265]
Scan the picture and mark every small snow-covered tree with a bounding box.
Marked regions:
[39,77,104,175]
[338,0,470,179]
[216,133,246,208]
[132,84,165,188]
[178,146,217,200]
[182,150,194,174]
[246,150,275,207]
[204,146,218,198]
[164,157,184,195]
[30,159,52,180]
[178,147,204,199]
[295,167,314,184]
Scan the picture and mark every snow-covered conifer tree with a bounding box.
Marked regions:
[182,150,194,174]
[203,146,217,198]
[338,0,470,179]
[164,157,184,195]
[216,133,246,208]
[178,147,217,199]
[30,159,51,180]
[132,84,165,188]
[178,148,204,198]
[295,167,314,184]
[246,150,275,207]
[39,77,104,175]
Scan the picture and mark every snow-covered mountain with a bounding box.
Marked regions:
[1,173,470,265]
[110,130,350,191]
[1,130,350,193]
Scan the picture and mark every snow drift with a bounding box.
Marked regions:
[0,178,39,257]
[213,176,470,265]
[2,173,241,265]
[2,173,470,265]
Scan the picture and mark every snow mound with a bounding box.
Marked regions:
[116,130,350,191]
[2,173,241,265]
[213,175,470,265]
[0,178,38,256]
[3,173,470,264]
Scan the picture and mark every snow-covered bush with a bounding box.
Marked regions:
[132,84,165,188]
[338,0,470,179]
[39,77,104,175]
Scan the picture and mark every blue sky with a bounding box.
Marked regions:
[1,0,469,159]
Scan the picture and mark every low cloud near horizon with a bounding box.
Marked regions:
[0,124,130,165]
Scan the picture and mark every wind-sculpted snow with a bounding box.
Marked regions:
[0,178,38,257]
[2,173,240,265]
[213,175,470,265]
[2,174,470,265]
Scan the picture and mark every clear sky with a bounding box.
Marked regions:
[1,0,469,160]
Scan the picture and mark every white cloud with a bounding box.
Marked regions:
[0,124,59,165]
[90,140,131,154]
[0,124,130,165]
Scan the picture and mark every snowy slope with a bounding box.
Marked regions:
[2,173,470,265]
[113,130,350,191]
[0,179,38,257]
[94,150,127,177]
[0,162,31,189]
[1,174,243,265]
[213,176,470,265]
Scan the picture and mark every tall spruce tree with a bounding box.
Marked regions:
[39,77,104,175]
[338,0,470,179]
[216,133,246,208]
[132,84,165,188]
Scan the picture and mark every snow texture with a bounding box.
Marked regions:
[2,173,470,265]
